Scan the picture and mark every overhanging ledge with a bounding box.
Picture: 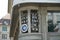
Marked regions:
[13,0,60,6]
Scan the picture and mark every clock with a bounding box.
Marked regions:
[3,21,8,25]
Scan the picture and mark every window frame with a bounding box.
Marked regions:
[2,25,7,32]
[30,10,39,33]
[19,6,41,34]
[48,11,60,33]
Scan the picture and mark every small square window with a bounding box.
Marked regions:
[2,25,7,31]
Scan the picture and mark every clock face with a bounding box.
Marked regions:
[3,21,8,25]
[21,24,28,32]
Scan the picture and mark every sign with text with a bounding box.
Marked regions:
[21,24,28,32]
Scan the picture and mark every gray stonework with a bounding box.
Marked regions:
[9,0,60,40]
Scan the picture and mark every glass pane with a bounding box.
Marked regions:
[2,25,7,31]
[31,10,39,33]
[48,12,60,32]
[57,15,60,21]
[21,10,28,33]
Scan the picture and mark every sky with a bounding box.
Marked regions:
[0,0,8,19]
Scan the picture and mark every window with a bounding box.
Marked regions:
[48,12,60,32]
[21,10,28,33]
[19,8,39,33]
[48,13,53,20]
[30,10,39,33]
[2,34,7,39]
[57,15,60,21]
[2,25,7,31]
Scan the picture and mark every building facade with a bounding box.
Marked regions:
[8,0,60,40]
[0,14,11,40]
